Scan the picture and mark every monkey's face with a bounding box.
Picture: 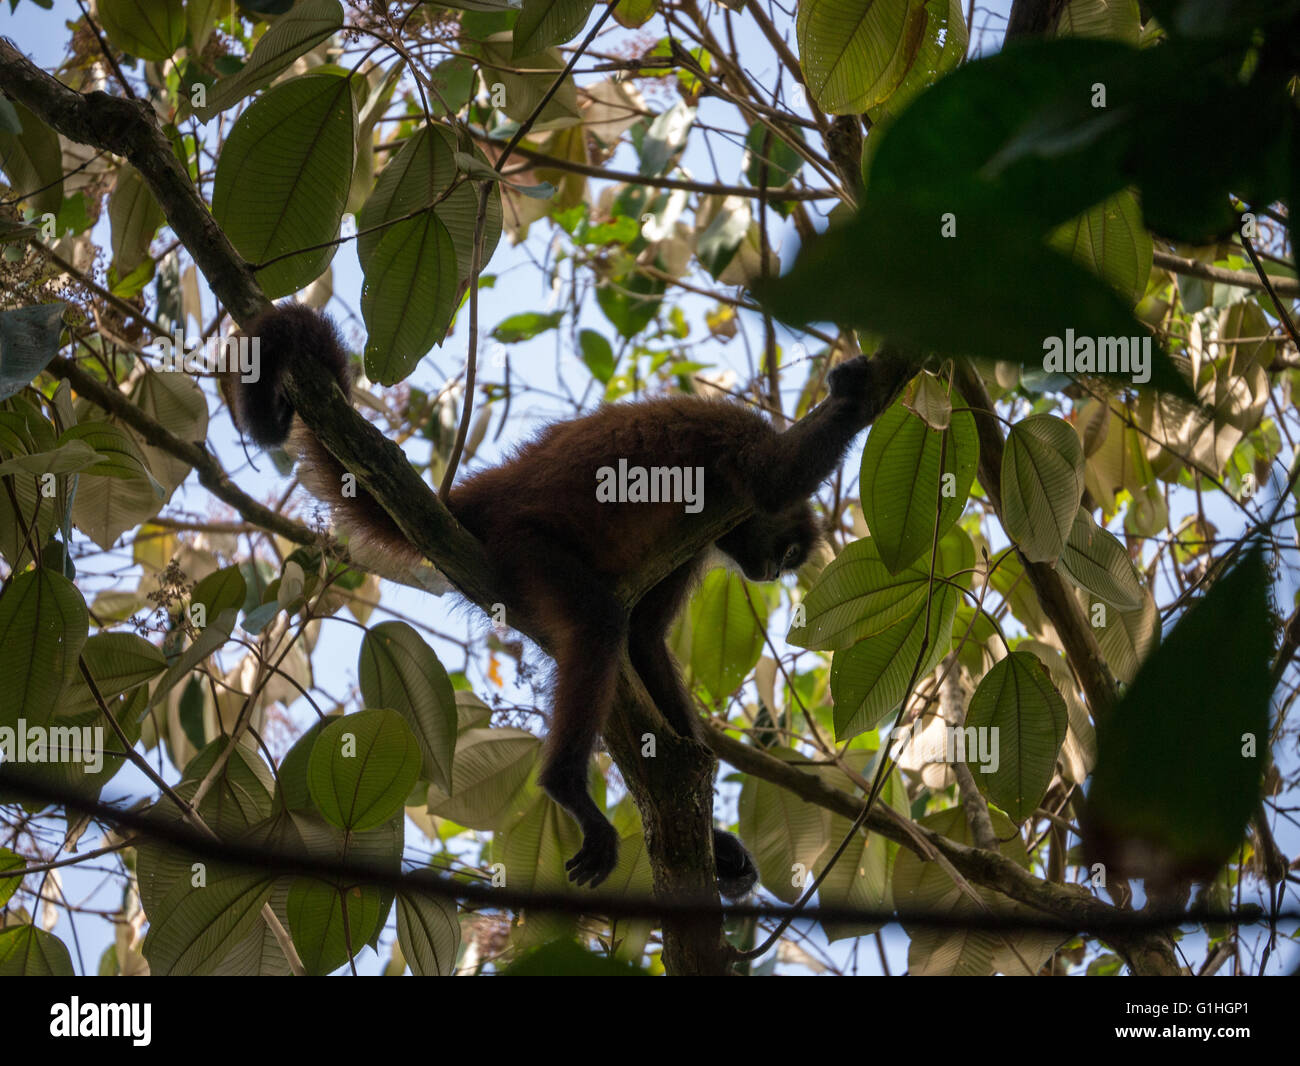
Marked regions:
[715,504,819,582]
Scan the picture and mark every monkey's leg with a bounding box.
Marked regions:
[630,562,758,899]
[628,562,700,739]
[514,537,628,889]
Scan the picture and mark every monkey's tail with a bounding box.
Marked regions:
[230,304,426,571]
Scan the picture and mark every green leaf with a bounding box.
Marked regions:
[1084,548,1271,879]
[477,38,582,130]
[108,164,164,275]
[1058,507,1143,609]
[0,568,87,726]
[0,926,74,976]
[130,358,208,494]
[686,569,767,705]
[58,422,159,485]
[425,727,539,830]
[965,652,1068,823]
[197,0,344,120]
[212,73,356,298]
[739,750,831,903]
[358,622,458,793]
[491,311,564,344]
[286,877,384,975]
[1087,588,1160,684]
[192,564,248,624]
[361,211,458,384]
[395,882,462,976]
[1048,188,1152,306]
[830,581,960,740]
[1000,414,1085,564]
[865,0,967,124]
[142,867,275,976]
[596,268,664,338]
[512,0,597,57]
[613,0,656,29]
[0,848,22,907]
[357,124,502,292]
[0,101,63,216]
[859,400,977,573]
[796,0,933,114]
[743,122,805,189]
[80,631,166,700]
[308,709,422,831]
[97,0,185,61]
[578,329,615,382]
[788,536,935,651]
[0,303,66,402]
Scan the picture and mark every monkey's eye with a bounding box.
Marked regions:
[782,543,801,568]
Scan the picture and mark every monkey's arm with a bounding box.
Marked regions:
[749,348,917,511]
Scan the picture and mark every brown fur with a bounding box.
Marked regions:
[233,304,915,893]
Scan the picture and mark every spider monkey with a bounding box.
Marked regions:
[231,305,915,896]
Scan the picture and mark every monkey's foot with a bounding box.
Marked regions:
[713,829,758,899]
[565,823,620,889]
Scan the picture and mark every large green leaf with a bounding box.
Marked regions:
[1084,548,1271,880]
[788,536,936,651]
[286,877,385,975]
[1058,507,1143,609]
[512,0,596,57]
[0,568,87,726]
[1048,189,1152,306]
[859,400,977,573]
[425,727,539,830]
[1000,414,1085,564]
[197,0,344,120]
[142,867,275,976]
[356,124,502,292]
[109,164,165,275]
[0,926,74,976]
[97,0,185,61]
[358,621,457,792]
[796,0,932,114]
[0,101,63,216]
[477,38,582,129]
[308,709,422,831]
[758,196,1190,398]
[396,882,462,976]
[212,73,356,298]
[79,631,166,700]
[830,580,960,740]
[686,569,767,705]
[738,750,831,903]
[965,652,1068,823]
[361,211,458,385]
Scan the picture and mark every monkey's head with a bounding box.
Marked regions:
[715,503,820,582]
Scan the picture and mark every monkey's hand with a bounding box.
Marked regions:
[828,349,918,424]
[565,821,620,889]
